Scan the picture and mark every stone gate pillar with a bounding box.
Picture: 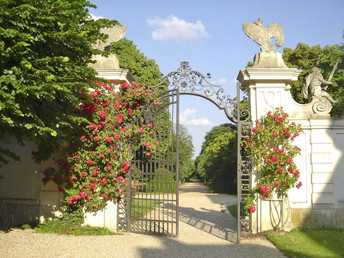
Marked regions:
[237,18,344,233]
[237,67,304,232]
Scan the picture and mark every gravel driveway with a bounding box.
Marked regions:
[0,179,285,257]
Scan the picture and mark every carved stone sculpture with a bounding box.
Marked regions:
[243,17,284,52]
[242,18,287,68]
[92,25,127,52]
[89,25,127,70]
[302,63,338,114]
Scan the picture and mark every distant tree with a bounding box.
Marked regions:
[110,38,162,87]
[196,124,237,194]
[0,0,118,166]
[178,125,195,182]
[200,123,236,154]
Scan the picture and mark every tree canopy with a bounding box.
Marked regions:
[0,0,118,165]
[196,123,237,194]
[110,38,162,87]
[178,124,195,182]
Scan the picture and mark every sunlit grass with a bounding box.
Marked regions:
[227,204,237,219]
[33,220,117,235]
[266,228,344,258]
[131,199,161,219]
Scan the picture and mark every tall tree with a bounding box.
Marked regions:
[0,0,118,165]
[196,124,237,193]
[110,38,162,87]
[178,124,195,182]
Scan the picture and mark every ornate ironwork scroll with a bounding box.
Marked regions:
[149,61,237,123]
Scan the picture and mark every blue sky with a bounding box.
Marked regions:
[90,0,344,158]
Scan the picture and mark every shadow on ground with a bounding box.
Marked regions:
[175,179,238,243]
[138,236,285,258]
[178,206,237,243]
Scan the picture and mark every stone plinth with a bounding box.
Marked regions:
[83,200,118,232]
[89,54,120,70]
[252,52,287,68]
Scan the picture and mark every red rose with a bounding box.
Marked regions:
[99,111,107,119]
[121,82,130,89]
[286,158,293,164]
[88,160,94,165]
[105,136,113,143]
[101,178,108,186]
[248,206,256,213]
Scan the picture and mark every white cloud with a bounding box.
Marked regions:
[212,77,237,85]
[147,15,210,40]
[89,13,104,21]
[180,108,212,126]
[212,78,228,84]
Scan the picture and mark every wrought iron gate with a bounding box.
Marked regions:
[118,89,180,236]
[117,61,253,243]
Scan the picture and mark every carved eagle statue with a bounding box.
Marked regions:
[92,25,127,52]
[243,18,284,52]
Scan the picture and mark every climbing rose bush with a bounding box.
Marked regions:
[242,108,303,214]
[42,81,160,211]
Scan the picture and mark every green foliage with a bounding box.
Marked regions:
[196,124,237,194]
[266,228,344,258]
[282,43,344,116]
[111,38,162,86]
[0,0,118,166]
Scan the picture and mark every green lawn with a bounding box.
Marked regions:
[227,204,238,219]
[137,174,177,194]
[131,199,161,219]
[266,228,344,258]
[33,220,116,235]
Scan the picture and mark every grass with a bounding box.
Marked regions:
[15,217,117,236]
[266,228,344,258]
[227,204,237,219]
[138,174,177,194]
[34,219,117,235]
[131,199,161,219]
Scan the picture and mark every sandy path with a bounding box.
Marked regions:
[0,179,284,257]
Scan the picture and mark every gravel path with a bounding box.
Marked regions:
[0,179,285,258]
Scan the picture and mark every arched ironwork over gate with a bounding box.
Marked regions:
[118,61,252,243]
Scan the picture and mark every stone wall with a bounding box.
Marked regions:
[0,139,62,225]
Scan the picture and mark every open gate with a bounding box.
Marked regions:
[117,61,253,243]
[118,88,180,236]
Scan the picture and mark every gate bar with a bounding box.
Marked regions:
[236,82,241,244]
